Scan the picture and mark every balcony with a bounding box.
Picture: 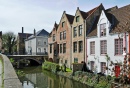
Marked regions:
[36,52,48,55]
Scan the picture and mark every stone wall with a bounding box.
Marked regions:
[1,54,22,88]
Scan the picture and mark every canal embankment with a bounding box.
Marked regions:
[42,61,113,88]
[1,54,22,88]
[0,57,3,88]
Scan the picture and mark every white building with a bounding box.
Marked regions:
[86,7,130,76]
[25,29,49,55]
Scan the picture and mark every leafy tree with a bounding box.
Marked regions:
[2,32,16,54]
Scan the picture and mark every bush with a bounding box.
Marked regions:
[42,61,60,73]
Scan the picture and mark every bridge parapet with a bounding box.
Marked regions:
[1,54,22,88]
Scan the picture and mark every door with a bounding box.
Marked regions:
[115,65,120,77]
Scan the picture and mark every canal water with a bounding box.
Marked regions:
[17,66,89,88]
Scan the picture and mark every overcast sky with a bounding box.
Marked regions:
[0,0,130,35]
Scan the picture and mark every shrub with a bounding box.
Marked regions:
[42,61,60,73]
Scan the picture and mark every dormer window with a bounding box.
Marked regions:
[100,23,106,37]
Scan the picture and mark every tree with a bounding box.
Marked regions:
[2,32,16,54]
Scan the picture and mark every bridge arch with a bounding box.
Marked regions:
[18,57,42,66]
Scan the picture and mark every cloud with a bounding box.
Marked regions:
[0,0,78,34]
[0,0,129,35]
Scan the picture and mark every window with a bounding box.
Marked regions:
[60,32,63,40]
[90,61,95,71]
[63,31,66,39]
[90,41,95,54]
[63,43,66,53]
[44,48,46,53]
[62,22,65,27]
[52,34,55,41]
[38,40,42,45]
[73,42,77,52]
[60,44,62,53]
[74,58,78,63]
[79,41,83,52]
[65,60,67,64]
[57,44,59,53]
[101,62,106,73]
[76,16,79,22]
[100,23,106,37]
[50,44,52,53]
[73,27,77,37]
[44,41,46,45]
[38,48,41,52]
[79,25,82,36]
[100,40,107,54]
[115,39,123,55]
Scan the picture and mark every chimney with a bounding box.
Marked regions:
[34,29,36,36]
[22,27,24,33]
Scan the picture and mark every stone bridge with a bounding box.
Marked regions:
[7,55,48,65]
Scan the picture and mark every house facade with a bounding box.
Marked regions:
[48,22,58,62]
[71,4,104,64]
[25,29,49,55]
[86,4,130,76]
[17,27,32,55]
[48,11,74,68]
[56,11,74,68]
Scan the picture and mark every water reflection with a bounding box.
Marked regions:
[18,66,88,88]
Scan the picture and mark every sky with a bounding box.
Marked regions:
[0,0,130,35]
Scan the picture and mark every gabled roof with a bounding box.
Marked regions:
[57,11,74,32]
[79,3,103,20]
[28,29,49,39]
[106,6,118,12]
[18,33,32,38]
[109,4,130,33]
[49,22,59,36]
[66,14,74,24]
[87,16,100,37]
[87,4,130,37]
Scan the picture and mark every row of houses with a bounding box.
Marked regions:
[48,3,130,75]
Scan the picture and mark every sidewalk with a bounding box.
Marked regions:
[0,60,3,87]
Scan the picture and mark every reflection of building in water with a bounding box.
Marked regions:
[47,74,74,88]
[22,73,48,88]
[59,76,73,88]
[47,75,59,88]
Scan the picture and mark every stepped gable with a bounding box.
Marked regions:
[49,22,59,36]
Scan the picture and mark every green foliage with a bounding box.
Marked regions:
[72,71,113,88]
[16,70,25,77]
[10,58,14,63]
[66,68,72,72]
[42,61,60,73]
[2,32,16,54]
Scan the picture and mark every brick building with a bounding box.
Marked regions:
[71,4,104,64]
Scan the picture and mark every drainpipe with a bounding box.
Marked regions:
[70,25,72,69]
[84,20,86,63]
